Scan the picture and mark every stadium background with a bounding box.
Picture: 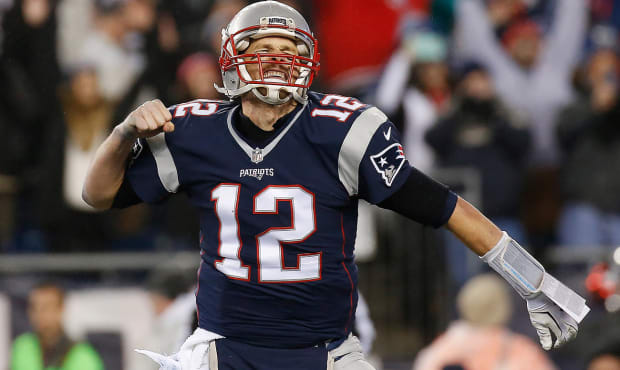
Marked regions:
[1,0,620,369]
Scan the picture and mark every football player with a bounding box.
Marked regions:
[82,1,589,369]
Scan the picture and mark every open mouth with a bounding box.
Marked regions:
[263,70,288,82]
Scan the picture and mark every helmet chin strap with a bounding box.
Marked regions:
[215,81,303,105]
[247,67,310,105]
[251,85,293,105]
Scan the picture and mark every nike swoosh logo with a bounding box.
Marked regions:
[383,127,391,141]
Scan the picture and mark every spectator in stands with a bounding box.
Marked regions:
[0,0,61,176]
[412,274,555,370]
[35,64,150,251]
[404,31,452,113]
[157,0,218,56]
[425,62,530,285]
[107,0,183,124]
[0,0,62,252]
[11,282,104,370]
[201,0,248,55]
[555,48,620,247]
[453,0,587,250]
[59,65,114,212]
[453,0,587,166]
[175,52,222,101]
[60,0,175,108]
[77,0,147,102]
[35,64,112,251]
[374,29,451,173]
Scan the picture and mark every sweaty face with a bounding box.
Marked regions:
[244,36,300,84]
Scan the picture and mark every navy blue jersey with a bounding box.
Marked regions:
[126,92,415,348]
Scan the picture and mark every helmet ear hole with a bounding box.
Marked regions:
[297,43,309,56]
[237,39,250,51]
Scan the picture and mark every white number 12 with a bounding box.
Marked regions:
[211,184,321,283]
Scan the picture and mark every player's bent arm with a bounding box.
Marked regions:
[82,99,174,209]
[82,126,137,210]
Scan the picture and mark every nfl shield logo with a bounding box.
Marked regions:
[251,147,263,164]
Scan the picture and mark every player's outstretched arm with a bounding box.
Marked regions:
[82,99,174,210]
[446,196,589,350]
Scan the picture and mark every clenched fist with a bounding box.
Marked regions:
[117,99,175,140]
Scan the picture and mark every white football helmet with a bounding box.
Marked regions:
[215,1,320,105]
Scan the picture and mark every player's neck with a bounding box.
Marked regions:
[241,95,297,131]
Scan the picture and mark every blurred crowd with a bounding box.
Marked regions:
[2,0,620,256]
[3,0,620,367]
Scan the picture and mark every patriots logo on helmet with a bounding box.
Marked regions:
[266,17,288,26]
[370,143,406,187]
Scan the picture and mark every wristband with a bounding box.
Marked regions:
[482,232,590,322]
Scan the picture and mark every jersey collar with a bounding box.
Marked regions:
[226,102,307,164]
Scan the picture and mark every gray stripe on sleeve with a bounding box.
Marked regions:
[146,134,180,193]
[338,107,388,196]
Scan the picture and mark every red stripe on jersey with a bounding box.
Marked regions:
[340,212,354,332]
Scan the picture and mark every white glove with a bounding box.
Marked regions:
[527,294,578,350]
[481,232,588,350]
